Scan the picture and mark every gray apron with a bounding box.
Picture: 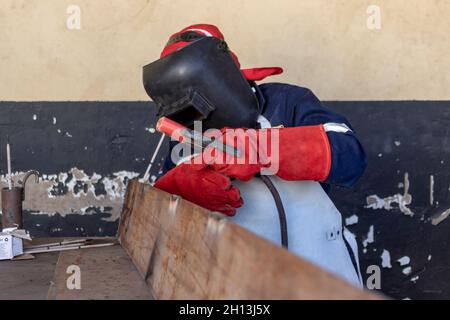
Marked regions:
[226,115,363,287]
[228,177,363,288]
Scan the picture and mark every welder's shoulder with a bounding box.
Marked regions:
[258,82,346,126]
[258,82,320,104]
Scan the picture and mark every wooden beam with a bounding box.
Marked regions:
[119,180,381,300]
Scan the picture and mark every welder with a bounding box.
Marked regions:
[142,24,367,287]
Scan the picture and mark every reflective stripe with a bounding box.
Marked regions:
[323,122,352,133]
[186,28,213,37]
[257,115,272,129]
[258,118,352,133]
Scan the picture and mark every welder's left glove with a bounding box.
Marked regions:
[196,125,331,182]
[154,163,243,216]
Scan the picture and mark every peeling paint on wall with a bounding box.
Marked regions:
[402,267,412,275]
[396,256,413,276]
[397,256,411,266]
[362,225,374,249]
[381,249,392,268]
[430,175,435,206]
[345,214,359,226]
[430,208,450,226]
[0,168,139,222]
[365,172,414,216]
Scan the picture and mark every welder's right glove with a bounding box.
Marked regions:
[154,163,243,216]
[197,126,331,182]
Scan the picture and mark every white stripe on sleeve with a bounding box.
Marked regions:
[323,123,353,133]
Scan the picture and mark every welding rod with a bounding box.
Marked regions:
[142,117,241,184]
[142,133,166,183]
[156,117,240,157]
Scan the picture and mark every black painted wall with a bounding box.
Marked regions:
[328,101,450,300]
[0,100,448,300]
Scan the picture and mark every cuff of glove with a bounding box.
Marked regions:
[275,124,332,182]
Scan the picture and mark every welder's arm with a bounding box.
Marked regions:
[259,124,366,187]
[288,89,368,187]
[202,89,367,186]
[199,125,332,182]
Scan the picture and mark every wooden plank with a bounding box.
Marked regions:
[47,243,153,300]
[119,180,381,300]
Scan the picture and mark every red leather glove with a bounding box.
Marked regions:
[153,163,243,216]
[199,125,332,182]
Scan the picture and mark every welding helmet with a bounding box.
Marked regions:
[142,37,260,130]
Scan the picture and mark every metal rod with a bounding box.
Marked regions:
[25,242,89,252]
[24,242,116,254]
[6,143,12,190]
[207,138,241,157]
[180,129,240,157]
[143,133,165,182]
[25,239,89,249]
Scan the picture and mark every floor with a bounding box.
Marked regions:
[0,251,59,299]
[0,238,153,300]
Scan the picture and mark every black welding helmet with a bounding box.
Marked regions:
[142,37,260,130]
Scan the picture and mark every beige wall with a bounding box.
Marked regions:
[0,0,449,101]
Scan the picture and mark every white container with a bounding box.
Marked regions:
[0,228,26,260]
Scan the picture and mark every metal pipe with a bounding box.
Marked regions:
[24,242,116,254]
[1,170,40,229]
[19,170,39,187]
[1,187,24,228]
[6,143,12,190]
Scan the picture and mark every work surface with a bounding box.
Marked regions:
[0,237,153,300]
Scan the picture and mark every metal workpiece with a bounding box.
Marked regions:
[1,170,40,229]
[18,170,39,187]
[1,187,24,228]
